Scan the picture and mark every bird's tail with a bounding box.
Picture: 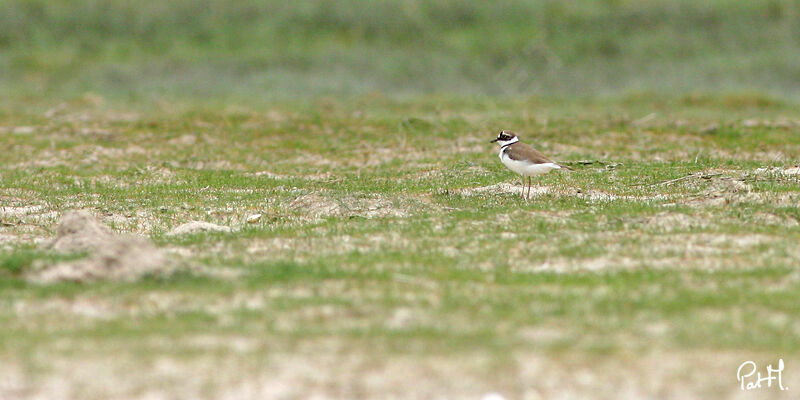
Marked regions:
[558,164,574,171]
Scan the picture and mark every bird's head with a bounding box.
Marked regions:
[490,130,519,146]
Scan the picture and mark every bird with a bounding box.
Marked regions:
[490,130,571,199]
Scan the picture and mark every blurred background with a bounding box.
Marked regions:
[2,0,799,106]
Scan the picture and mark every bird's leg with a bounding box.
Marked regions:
[520,176,525,199]
[523,176,528,200]
[522,176,527,200]
[525,176,531,200]
[527,178,530,200]
[528,176,532,199]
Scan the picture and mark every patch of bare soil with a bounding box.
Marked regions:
[459,182,552,198]
[288,193,409,219]
[0,202,60,245]
[511,256,639,273]
[643,233,779,268]
[681,177,750,207]
[740,117,798,129]
[247,170,333,181]
[459,183,663,202]
[29,210,166,283]
[167,221,232,236]
[244,232,415,262]
[685,175,800,207]
[0,205,45,218]
[290,154,342,168]
[639,212,708,231]
[782,166,800,176]
[753,212,800,227]
[510,209,576,225]
[753,165,800,177]
[510,232,780,273]
[0,204,60,224]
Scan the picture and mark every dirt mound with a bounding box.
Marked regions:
[32,210,166,283]
[48,210,113,252]
[167,221,231,235]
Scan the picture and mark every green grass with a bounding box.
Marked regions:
[0,247,85,277]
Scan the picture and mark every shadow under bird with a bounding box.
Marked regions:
[490,130,572,199]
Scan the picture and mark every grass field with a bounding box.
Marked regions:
[2,0,800,399]
[2,95,799,398]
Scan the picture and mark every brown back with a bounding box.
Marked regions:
[503,142,554,164]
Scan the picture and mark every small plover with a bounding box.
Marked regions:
[490,130,571,199]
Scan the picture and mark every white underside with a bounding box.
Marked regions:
[499,151,560,176]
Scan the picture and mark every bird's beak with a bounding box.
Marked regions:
[490,138,499,143]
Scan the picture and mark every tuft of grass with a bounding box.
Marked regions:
[0,247,85,277]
